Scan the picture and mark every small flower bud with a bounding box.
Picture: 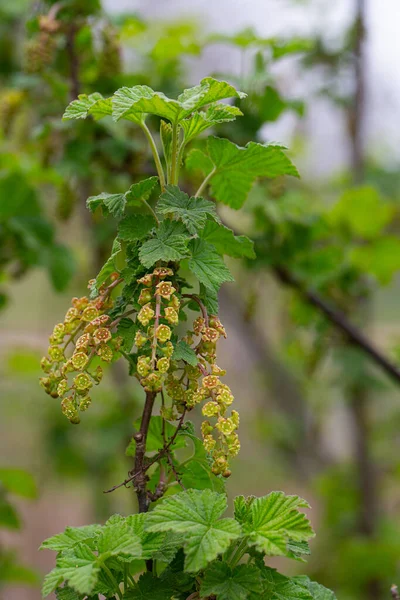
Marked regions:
[48,346,64,362]
[41,357,52,373]
[153,267,173,278]
[92,366,103,383]
[79,396,91,411]
[72,296,89,310]
[164,307,179,325]
[155,281,176,300]
[161,341,174,357]
[201,421,213,437]
[157,357,170,373]
[202,401,220,418]
[138,288,152,305]
[203,435,216,452]
[156,324,171,343]
[76,333,91,350]
[141,372,163,392]
[193,317,205,336]
[137,303,155,326]
[137,274,153,286]
[216,417,236,436]
[168,295,180,310]
[57,379,68,397]
[137,355,151,377]
[73,373,92,392]
[202,327,220,343]
[211,364,226,376]
[202,375,219,390]
[65,307,79,322]
[135,331,147,348]
[81,305,99,322]
[93,327,112,345]
[209,316,227,338]
[91,315,110,327]
[97,344,113,362]
[71,351,89,370]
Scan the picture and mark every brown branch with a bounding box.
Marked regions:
[273,266,400,386]
[182,294,209,327]
[133,391,157,513]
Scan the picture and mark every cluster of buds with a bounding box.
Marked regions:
[134,267,180,392]
[164,310,240,477]
[40,277,123,424]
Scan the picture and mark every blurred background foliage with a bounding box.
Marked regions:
[1,1,400,599]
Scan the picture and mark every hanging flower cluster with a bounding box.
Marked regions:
[40,278,122,424]
[165,310,240,477]
[134,267,180,392]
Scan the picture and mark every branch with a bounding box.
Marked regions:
[133,391,157,513]
[274,266,400,386]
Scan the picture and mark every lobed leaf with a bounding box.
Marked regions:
[200,219,255,259]
[242,491,315,557]
[40,525,101,552]
[123,572,173,599]
[139,221,190,268]
[172,340,198,367]
[63,93,112,121]
[118,215,156,242]
[201,562,263,600]
[145,489,241,572]
[188,239,234,293]
[157,185,219,235]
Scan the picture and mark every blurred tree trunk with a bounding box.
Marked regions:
[347,1,381,597]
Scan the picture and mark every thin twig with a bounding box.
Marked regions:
[274,266,400,386]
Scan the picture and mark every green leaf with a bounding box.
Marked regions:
[116,318,137,352]
[157,185,219,235]
[242,492,314,557]
[40,525,101,552]
[172,340,198,367]
[201,562,263,600]
[97,522,142,558]
[350,236,400,284]
[0,497,20,529]
[124,514,174,561]
[55,587,84,600]
[125,177,159,207]
[200,220,255,259]
[139,221,190,268]
[188,239,234,293]
[205,137,299,209]
[56,543,100,595]
[145,489,241,572]
[181,104,243,143]
[113,78,245,125]
[47,244,76,292]
[118,215,156,242]
[186,148,214,175]
[0,468,37,499]
[93,239,122,290]
[286,540,311,561]
[123,572,173,599]
[293,576,337,600]
[234,495,256,525]
[177,78,246,115]
[113,86,181,123]
[63,93,112,121]
[42,568,64,597]
[330,186,393,239]
[87,192,126,218]
[252,567,313,600]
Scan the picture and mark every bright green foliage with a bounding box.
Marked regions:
[171,340,198,367]
[188,239,235,292]
[157,185,219,234]
[118,215,156,242]
[200,220,255,259]
[187,137,299,208]
[241,492,315,556]
[201,562,263,600]
[62,93,112,121]
[41,525,101,552]
[123,572,173,599]
[138,220,190,268]
[145,489,241,572]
